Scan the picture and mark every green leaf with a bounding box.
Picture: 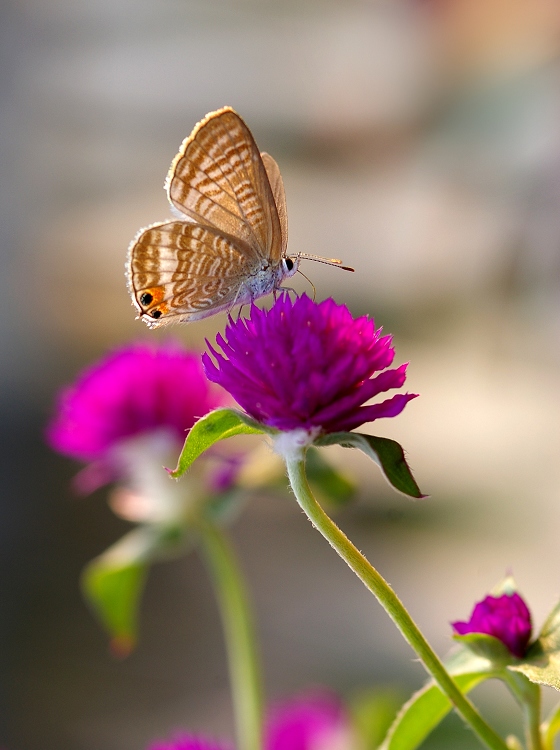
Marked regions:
[509,650,560,689]
[350,688,403,749]
[305,447,356,506]
[452,633,513,666]
[315,432,425,499]
[82,524,188,654]
[509,600,560,690]
[379,647,496,750]
[379,673,489,750]
[535,601,560,654]
[170,408,266,478]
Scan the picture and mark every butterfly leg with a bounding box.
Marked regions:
[278,285,299,299]
[236,304,249,321]
[227,281,253,320]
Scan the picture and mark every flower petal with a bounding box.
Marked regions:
[203,295,416,434]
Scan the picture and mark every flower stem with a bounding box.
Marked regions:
[502,671,543,750]
[286,456,510,750]
[197,518,263,750]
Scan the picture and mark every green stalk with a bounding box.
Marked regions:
[197,519,263,750]
[286,456,510,750]
[502,671,543,750]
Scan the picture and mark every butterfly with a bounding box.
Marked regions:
[127,106,353,327]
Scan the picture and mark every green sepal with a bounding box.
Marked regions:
[305,447,356,506]
[491,576,518,597]
[452,633,514,666]
[509,600,560,690]
[314,432,425,499]
[170,408,268,479]
[380,647,497,750]
[82,523,189,654]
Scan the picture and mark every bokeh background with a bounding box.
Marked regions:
[3,0,560,747]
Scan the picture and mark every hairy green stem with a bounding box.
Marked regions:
[286,456,509,750]
[197,519,263,750]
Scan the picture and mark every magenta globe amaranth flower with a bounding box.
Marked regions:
[148,738,230,750]
[148,690,352,750]
[452,592,532,659]
[47,341,224,493]
[266,690,351,750]
[203,295,417,435]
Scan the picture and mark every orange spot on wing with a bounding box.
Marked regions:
[140,286,165,305]
[156,302,170,315]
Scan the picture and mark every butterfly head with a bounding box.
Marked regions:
[281,256,299,280]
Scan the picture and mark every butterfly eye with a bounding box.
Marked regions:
[140,292,153,306]
[282,257,298,277]
[150,309,162,320]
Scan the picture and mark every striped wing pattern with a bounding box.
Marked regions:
[127,107,289,327]
[128,221,256,325]
[166,107,283,262]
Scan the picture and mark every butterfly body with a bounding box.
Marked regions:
[127,106,350,327]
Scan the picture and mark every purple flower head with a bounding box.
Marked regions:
[266,689,351,750]
[47,342,224,492]
[148,690,352,750]
[452,592,532,659]
[203,295,417,435]
[148,737,230,750]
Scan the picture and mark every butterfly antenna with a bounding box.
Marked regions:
[296,269,317,301]
[297,253,355,273]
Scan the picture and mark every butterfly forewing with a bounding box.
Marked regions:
[126,106,303,328]
[166,107,284,263]
[128,220,258,325]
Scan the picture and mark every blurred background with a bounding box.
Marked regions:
[3,0,560,747]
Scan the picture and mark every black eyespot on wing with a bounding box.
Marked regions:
[140,292,153,306]
[284,257,294,272]
[150,309,162,319]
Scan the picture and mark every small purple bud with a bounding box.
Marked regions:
[452,592,532,659]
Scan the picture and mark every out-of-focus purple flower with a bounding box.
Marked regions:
[148,690,353,750]
[266,690,351,750]
[148,737,229,750]
[46,342,224,492]
[452,592,532,659]
[206,453,245,495]
[203,295,417,434]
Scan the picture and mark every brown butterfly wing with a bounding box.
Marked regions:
[261,152,288,257]
[127,220,258,326]
[166,107,284,263]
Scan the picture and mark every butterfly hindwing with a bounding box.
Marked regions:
[261,152,288,258]
[128,220,258,326]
